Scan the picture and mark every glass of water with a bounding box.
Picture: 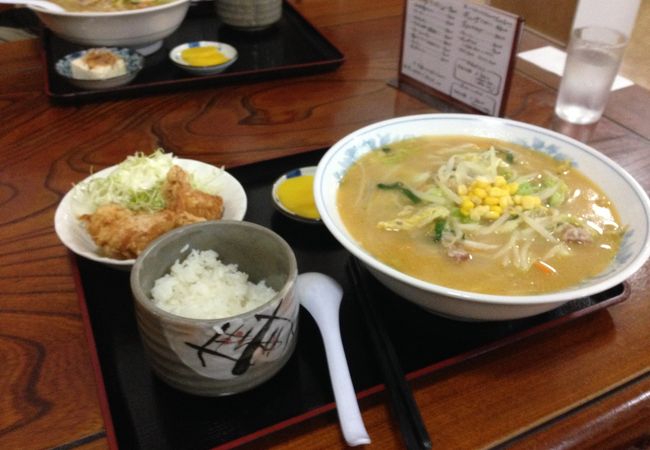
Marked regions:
[555,26,628,125]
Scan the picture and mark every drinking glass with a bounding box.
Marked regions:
[554,26,628,125]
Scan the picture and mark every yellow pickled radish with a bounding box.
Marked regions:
[181,46,229,67]
[276,175,320,220]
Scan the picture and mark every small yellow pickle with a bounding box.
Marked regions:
[276,174,320,220]
[181,46,229,67]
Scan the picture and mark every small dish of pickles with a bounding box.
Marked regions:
[272,166,321,224]
[169,41,238,75]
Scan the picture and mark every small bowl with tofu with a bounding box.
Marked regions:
[55,47,144,90]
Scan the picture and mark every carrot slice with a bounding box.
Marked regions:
[534,259,557,275]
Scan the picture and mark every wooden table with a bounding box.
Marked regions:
[2,1,650,448]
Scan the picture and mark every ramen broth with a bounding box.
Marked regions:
[337,136,623,295]
[51,0,170,12]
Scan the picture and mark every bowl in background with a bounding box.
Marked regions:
[55,47,144,90]
[314,114,650,321]
[29,0,190,55]
[169,41,238,76]
[130,220,299,396]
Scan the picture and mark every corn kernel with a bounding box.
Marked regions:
[521,195,541,209]
[457,184,468,195]
[471,195,482,205]
[494,176,507,186]
[461,199,475,210]
[460,207,471,216]
[484,196,499,206]
[475,179,489,189]
[490,205,502,215]
[513,195,522,205]
[499,196,512,208]
[489,187,509,197]
[485,211,499,220]
[507,182,519,194]
[473,187,487,198]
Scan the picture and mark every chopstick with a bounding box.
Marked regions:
[348,257,432,450]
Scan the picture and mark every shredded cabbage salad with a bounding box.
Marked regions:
[374,144,621,272]
[71,149,221,215]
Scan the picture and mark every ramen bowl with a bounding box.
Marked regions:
[29,0,190,55]
[314,114,650,321]
[131,220,299,396]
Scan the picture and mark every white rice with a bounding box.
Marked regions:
[150,249,277,319]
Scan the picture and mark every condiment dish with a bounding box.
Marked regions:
[169,41,238,76]
[55,47,144,90]
[272,166,321,224]
[314,114,650,321]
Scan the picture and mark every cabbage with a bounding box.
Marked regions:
[71,149,175,215]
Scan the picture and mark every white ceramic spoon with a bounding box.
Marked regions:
[296,272,371,447]
[0,0,65,11]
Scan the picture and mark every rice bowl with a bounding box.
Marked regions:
[131,221,299,396]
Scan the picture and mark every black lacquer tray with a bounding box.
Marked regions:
[41,1,344,103]
[72,149,628,450]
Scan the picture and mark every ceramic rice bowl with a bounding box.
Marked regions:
[130,220,298,396]
[314,114,650,321]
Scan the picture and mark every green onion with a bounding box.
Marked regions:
[496,148,515,164]
[516,181,537,195]
[433,218,446,242]
[377,182,421,204]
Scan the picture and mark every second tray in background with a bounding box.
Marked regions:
[42,1,345,102]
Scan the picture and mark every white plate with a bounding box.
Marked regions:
[169,41,238,76]
[55,158,247,269]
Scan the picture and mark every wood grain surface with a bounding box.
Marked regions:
[1,1,649,449]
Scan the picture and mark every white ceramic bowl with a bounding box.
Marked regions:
[29,0,190,55]
[169,41,238,76]
[55,158,247,270]
[315,114,650,321]
[55,47,144,90]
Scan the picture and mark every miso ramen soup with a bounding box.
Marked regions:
[337,136,623,295]
[51,0,171,12]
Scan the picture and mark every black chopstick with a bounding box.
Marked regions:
[348,257,432,450]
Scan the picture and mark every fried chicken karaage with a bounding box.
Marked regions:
[163,165,224,220]
[80,165,224,259]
